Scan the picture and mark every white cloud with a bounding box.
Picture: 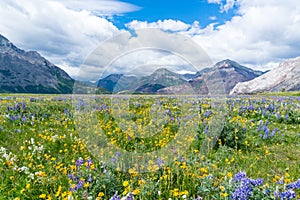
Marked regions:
[207,0,222,4]
[127,1,300,71]
[188,0,300,69]
[209,16,217,21]
[126,19,191,32]
[49,0,140,16]
[0,0,137,78]
[76,29,211,81]
[208,0,239,13]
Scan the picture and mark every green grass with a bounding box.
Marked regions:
[0,94,299,199]
[258,91,300,96]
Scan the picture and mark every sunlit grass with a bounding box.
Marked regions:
[0,94,299,199]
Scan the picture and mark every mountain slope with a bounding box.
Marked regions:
[135,68,186,89]
[0,34,74,93]
[97,68,186,93]
[97,74,138,92]
[158,59,264,94]
[230,57,300,94]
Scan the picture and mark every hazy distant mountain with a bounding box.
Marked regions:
[0,34,74,93]
[134,83,166,94]
[96,74,138,92]
[134,68,186,90]
[230,57,300,94]
[182,68,211,80]
[158,59,265,94]
[97,68,186,93]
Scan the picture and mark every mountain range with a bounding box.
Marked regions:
[0,33,299,94]
[96,59,265,94]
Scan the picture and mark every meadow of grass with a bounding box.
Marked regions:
[0,94,299,199]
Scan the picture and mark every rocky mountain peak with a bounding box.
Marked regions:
[215,59,238,68]
[0,34,13,48]
[0,34,9,43]
[0,34,74,93]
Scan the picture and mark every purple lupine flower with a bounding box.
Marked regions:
[203,110,211,118]
[277,179,284,184]
[278,189,296,199]
[70,186,75,192]
[125,192,133,200]
[276,113,280,120]
[287,179,300,189]
[87,174,93,183]
[69,173,74,180]
[110,192,121,200]
[21,103,26,110]
[250,178,264,186]
[111,157,117,163]
[14,103,19,110]
[21,116,27,123]
[9,115,15,121]
[231,178,254,200]
[204,125,209,134]
[233,172,247,182]
[156,157,164,168]
[87,158,92,168]
[76,180,85,190]
[76,158,84,167]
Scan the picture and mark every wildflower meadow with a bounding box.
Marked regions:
[0,94,299,199]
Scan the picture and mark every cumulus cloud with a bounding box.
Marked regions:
[126,19,191,32]
[192,0,300,69]
[208,0,239,13]
[124,0,300,71]
[0,0,137,78]
[76,29,211,81]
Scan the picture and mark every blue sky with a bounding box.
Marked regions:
[111,0,238,29]
[0,0,300,80]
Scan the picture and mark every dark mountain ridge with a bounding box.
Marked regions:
[0,34,74,93]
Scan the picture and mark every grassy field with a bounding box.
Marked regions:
[0,94,299,199]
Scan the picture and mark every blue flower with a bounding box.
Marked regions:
[287,179,300,189]
[203,110,211,118]
[87,174,93,183]
[69,173,74,180]
[87,158,92,169]
[231,172,262,200]
[278,189,296,199]
[156,157,164,168]
[110,192,120,200]
[75,158,84,167]
[250,178,264,186]
[233,171,247,182]
[116,152,121,157]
